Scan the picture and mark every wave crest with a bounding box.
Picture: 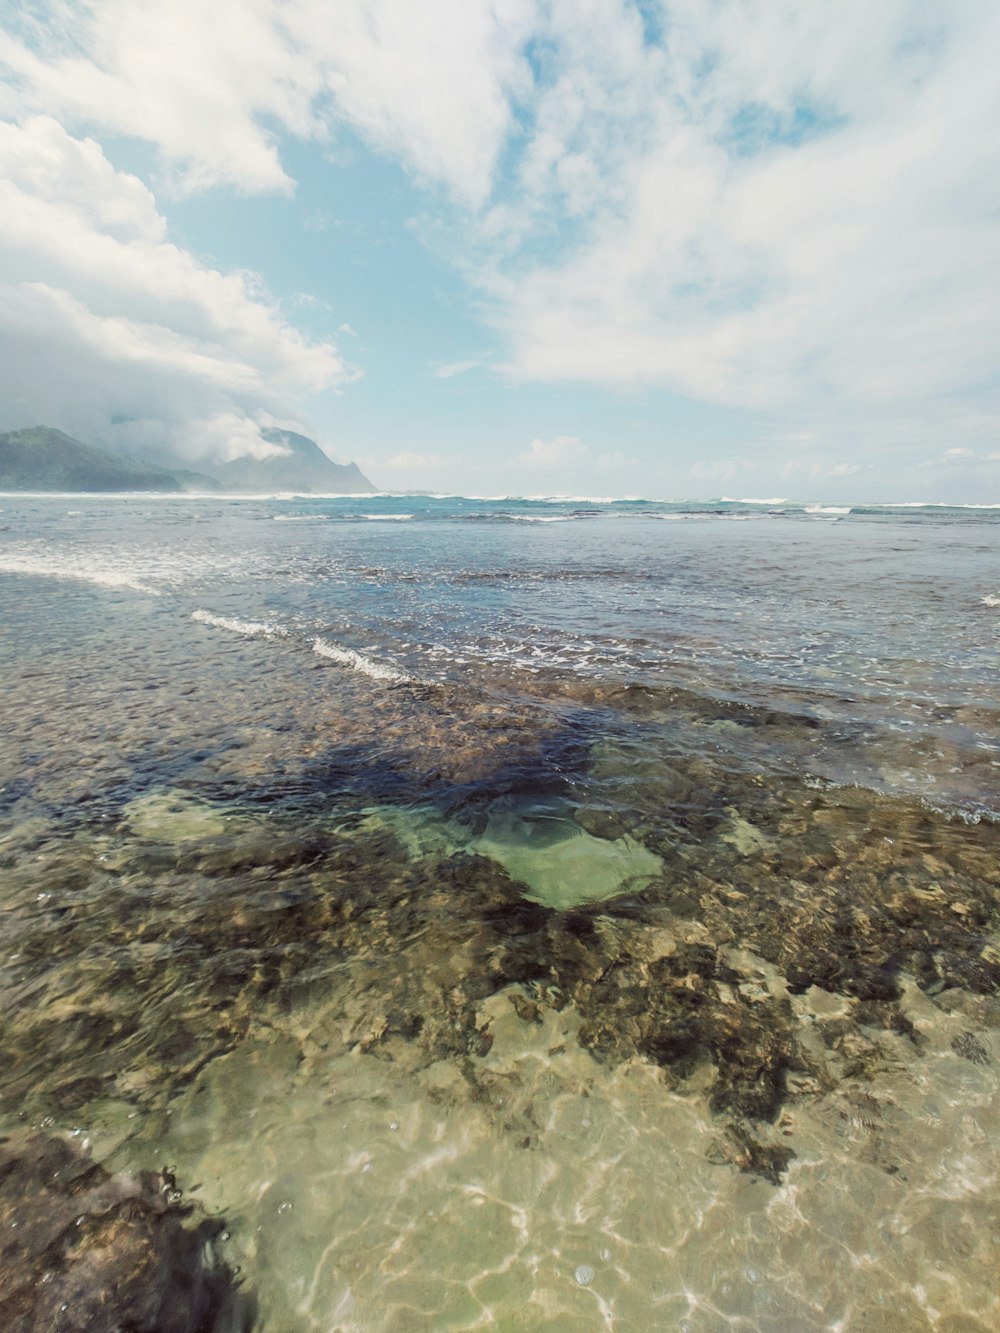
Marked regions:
[192,609,285,637]
[312,637,412,684]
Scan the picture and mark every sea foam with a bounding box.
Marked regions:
[192,609,286,637]
[312,637,412,684]
[0,551,160,595]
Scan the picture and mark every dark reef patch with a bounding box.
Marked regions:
[2,754,998,1196]
[0,1132,253,1332]
[1,612,999,1198]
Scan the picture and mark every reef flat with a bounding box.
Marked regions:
[1,494,998,1329]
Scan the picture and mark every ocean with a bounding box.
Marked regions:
[1,492,998,1330]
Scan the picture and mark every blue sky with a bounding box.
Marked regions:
[0,1,998,500]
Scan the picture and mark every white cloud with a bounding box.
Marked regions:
[193,414,292,461]
[919,445,1000,469]
[0,4,304,195]
[430,359,482,379]
[485,2,1000,424]
[517,434,588,468]
[0,116,353,457]
[0,0,537,202]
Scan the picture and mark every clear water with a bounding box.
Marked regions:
[1,493,998,1330]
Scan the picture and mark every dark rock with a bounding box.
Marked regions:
[950,1031,990,1065]
[0,1132,254,1333]
[706,1122,796,1185]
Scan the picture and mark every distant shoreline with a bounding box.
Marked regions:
[1,490,998,508]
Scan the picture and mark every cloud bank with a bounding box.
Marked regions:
[0,116,353,457]
[487,0,1000,425]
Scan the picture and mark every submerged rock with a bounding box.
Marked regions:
[122,791,236,843]
[0,1132,254,1333]
[350,798,664,909]
[468,809,664,909]
[705,1121,796,1185]
[2,743,999,1199]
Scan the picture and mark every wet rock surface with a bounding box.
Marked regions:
[0,1132,253,1332]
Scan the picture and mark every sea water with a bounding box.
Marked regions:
[1,493,998,1330]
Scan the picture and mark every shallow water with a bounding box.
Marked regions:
[1,494,999,1330]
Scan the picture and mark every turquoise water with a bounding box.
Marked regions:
[1,493,999,1329]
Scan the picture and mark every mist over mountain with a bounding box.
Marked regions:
[0,425,376,494]
[215,428,375,494]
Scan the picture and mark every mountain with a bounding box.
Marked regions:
[214,427,375,494]
[168,468,224,493]
[0,427,181,492]
[0,424,377,495]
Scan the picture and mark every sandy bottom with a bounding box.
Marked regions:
[66,957,995,1333]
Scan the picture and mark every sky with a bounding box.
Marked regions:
[0,1,998,501]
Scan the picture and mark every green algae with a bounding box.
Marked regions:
[467,811,663,909]
[717,808,772,856]
[345,800,664,909]
[123,790,237,842]
[347,804,459,860]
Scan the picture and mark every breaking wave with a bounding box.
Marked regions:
[312,637,413,684]
[192,609,286,637]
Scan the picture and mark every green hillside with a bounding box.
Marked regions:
[0,427,181,492]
